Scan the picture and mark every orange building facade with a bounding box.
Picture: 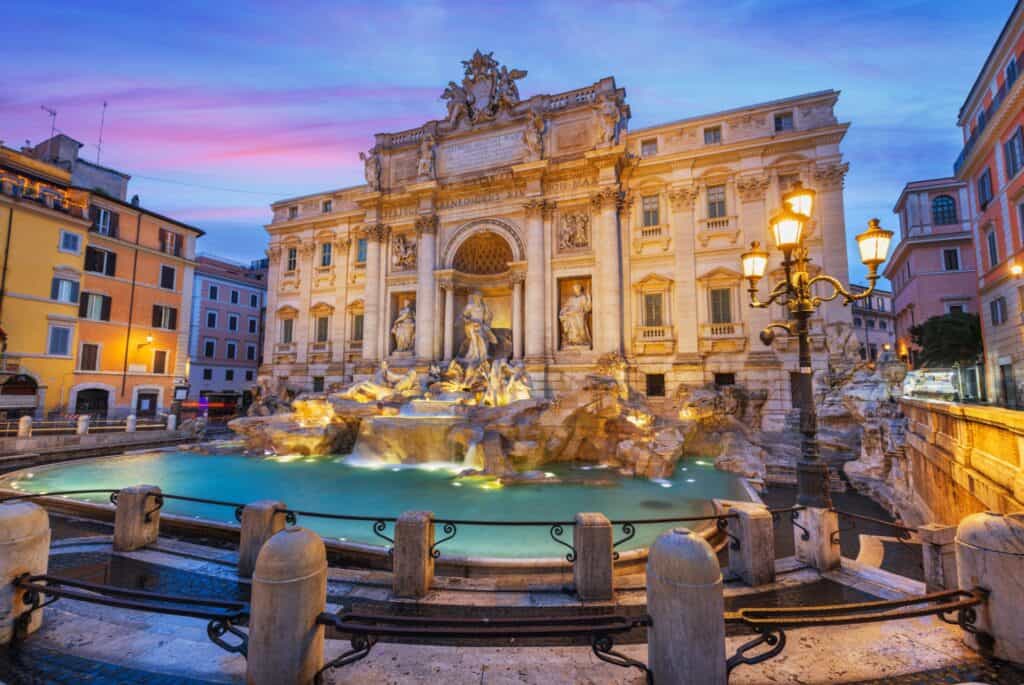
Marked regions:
[71,196,203,417]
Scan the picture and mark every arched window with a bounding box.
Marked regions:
[932,195,957,225]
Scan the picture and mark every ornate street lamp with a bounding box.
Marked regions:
[741,198,893,508]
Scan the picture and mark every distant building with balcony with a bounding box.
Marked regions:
[187,256,267,411]
[954,1,1024,406]
[849,284,895,362]
[884,177,978,367]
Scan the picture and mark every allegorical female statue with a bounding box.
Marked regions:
[461,292,496,363]
[391,303,416,353]
[559,283,592,348]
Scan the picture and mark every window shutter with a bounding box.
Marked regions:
[84,247,98,272]
[168,307,178,330]
[101,295,112,321]
[70,281,79,302]
[89,205,100,230]
[152,305,161,328]
[78,292,88,318]
[106,251,117,276]
[50,278,60,300]
[109,212,120,239]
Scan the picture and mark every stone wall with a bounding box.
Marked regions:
[900,398,1024,524]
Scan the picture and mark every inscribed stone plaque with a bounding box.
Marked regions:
[555,121,590,154]
[390,152,418,185]
[437,131,523,176]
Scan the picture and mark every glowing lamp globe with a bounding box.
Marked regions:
[856,218,893,268]
[741,241,769,282]
[770,210,805,253]
[782,181,816,218]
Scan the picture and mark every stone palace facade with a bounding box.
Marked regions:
[262,52,852,431]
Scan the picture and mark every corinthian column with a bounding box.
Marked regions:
[414,214,438,361]
[524,200,546,362]
[592,188,623,355]
[511,271,525,360]
[361,223,388,361]
[441,278,455,361]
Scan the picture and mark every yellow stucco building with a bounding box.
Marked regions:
[0,145,91,417]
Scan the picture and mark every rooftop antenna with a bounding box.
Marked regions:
[96,101,108,164]
[40,105,57,161]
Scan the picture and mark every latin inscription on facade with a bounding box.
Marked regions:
[438,131,523,176]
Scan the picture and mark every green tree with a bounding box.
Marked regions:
[909,312,983,367]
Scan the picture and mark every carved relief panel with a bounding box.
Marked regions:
[557,210,590,252]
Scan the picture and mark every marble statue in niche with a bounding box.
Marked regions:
[359,148,381,191]
[558,212,589,250]
[392,234,417,270]
[417,135,436,180]
[559,283,592,348]
[391,302,416,353]
[522,109,545,161]
[595,94,622,146]
[461,291,496,363]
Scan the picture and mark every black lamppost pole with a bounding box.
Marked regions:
[740,183,893,508]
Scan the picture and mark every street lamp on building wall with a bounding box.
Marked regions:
[739,183,893,508]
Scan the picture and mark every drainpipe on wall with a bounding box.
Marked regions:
[0,205,14,325]
[120,212,142,400]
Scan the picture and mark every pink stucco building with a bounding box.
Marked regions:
[884,177,978,367]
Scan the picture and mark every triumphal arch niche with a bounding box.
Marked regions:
[265,48,852,430]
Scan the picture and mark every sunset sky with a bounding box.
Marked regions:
[2,0,1014,283]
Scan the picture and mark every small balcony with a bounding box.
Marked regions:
[698,321,746,354]
[632,325,675,355]
[273,342,296,362]
[308,340,332,361]
[631,223,671,255]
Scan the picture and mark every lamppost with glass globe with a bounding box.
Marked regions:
[739,183,893,508]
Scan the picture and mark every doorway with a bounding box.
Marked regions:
[999,364,1017,408]
[136,391,158,417]
[75,389,109,417]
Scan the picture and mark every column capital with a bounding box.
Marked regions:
[509,270,527,285]
[736,174,771,203]
[266,244,282,264]
[813,161,849,190]
[333,233,352,250]
[523,199,550,218]
[415,213,439,236]
[589,187,619,209]
[667,186,699,211]
[363,223,390,243]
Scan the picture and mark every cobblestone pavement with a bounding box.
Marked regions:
[0,644,215,684]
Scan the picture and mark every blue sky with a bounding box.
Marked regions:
[1,0,1015,283]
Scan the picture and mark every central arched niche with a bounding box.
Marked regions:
[452,230,514,275]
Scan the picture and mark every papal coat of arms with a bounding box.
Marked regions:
[442,50,527,126]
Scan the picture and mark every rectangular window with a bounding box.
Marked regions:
[159,265,175,289]
[703,126,722,144]
[288,206,298,220]
[707,184,727,219]
[47,325,71,356]
[226,342,237,360]
[204,340,215,358]
[878,320,887,331]
[209,284,219,300]
[79,292,112,321]
[59,230,81,254]
[853,317,862,327]
[226,369,234,381]
[152,305,177,330]
[79,343,99,371]
[641,195,660,227]
[943,248,960,271]
[1009,57,1019,85]
[158,229,182,256]
[710,288,732,324]
[866,319,875,329]
[230,289,239,304]
[312,376,325,392]
[202,368,212,380]
[248,317,258,334]
[282,319,294,344]
[153,350,167,374]
[774,111,794,132]
[645,374,665,397]
[988,229,1000,266]
[352,314,364,341]
[1005,127,1024,178]
[228,314,239,332]
[978,168,994,208]
[206,311,217,328]
[84,246,116,276]
[949,304,965,314]
[316,316,329,342]
[320,242,332,267]
[246,344,257,361]
[89,206,118,237]
[245,370,254,381]
[714,372,736,387]
[286,248,297,271]
[643,293,664,326]
[249,293,259,308]
[991,297,1008,325]
[50,277,79,303]
[322,199,333,214]
[356,239,368,263]
[640,139,658,157]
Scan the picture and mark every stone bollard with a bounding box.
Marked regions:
[721,501,775,586]
[76,414,90,435]
[647,528,726,684]
[248,527,326,685]
[166,414,177,431]
[125,414,137,433]
[238,500,288,579]
[112,485,162,552]
[16,416,31,438]
[794,507,840,572]
[956,511,1024,663]
[919,523,958,592]
[0,502,50,644]
[573,513,614,601]
[392,511,434,598]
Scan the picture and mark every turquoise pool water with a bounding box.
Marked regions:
[2,450,750,558]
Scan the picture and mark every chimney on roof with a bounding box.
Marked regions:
[130,194,140,207]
